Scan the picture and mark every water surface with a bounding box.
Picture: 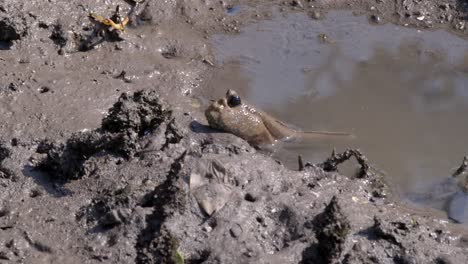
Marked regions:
[206,10,468,216]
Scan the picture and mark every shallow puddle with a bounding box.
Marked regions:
[205,10,468,219]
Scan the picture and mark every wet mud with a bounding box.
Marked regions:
[1,0,468,263]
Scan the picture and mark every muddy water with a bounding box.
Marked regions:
[206,11,468,208]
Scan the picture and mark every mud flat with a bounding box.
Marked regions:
[1,0,468,263]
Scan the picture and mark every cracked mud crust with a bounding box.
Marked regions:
[0,0,468,263]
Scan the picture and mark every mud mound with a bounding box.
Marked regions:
[135,151,187,264]
[0,1,30,44]
[102,90,171,135]
[311,196,351,263]
[0,17,26,42]
[36,90,173,181]
[36,133,116,181]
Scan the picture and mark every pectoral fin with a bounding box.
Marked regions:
[257,111,296,140]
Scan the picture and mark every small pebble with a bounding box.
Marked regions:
[38,86,50,93]
[202,225,212,233]
[290,0,303,8]
[370,14,382,24]
[310,10,321,20]
[229,224,242,238]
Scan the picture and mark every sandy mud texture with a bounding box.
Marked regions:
[1,0,468,263]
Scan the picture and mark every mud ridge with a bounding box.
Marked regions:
[135,151,187,264]
[35,90,172,181]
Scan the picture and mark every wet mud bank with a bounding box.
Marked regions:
[1,0,468,263]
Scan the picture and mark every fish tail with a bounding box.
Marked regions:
[302,130,355,139]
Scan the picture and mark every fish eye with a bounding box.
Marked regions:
[227,94,241,107]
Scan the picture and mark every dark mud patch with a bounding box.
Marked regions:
[0,142,13,179]
[0,17,25,42]
[49,21,68,48]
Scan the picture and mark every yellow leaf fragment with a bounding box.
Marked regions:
[89,12,129,31]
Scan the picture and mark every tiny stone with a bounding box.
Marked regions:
[310,10,321,20]
[229,224,242,238]
[202,225,212,233]
[38,86,50,93]
[102,210,122,227]
[439,4,449,10]
[19,58,30,64]
[290,0,303,8]
[370,14,381,24]
[29,188,42,198]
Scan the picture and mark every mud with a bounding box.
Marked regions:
[1,0,468,263]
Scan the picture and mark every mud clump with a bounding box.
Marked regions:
[77,185,134,229]
[101,89,175,155]
[49,21,68,48]
[308,149,389,198]
[0,83,17,94]
[315,149,371,178]
[372,217,410,248]
[0,2,28,43]
[37,90,173,181]
[452,156,468,191]
[102,90,171,136]
[303,196,351,263]
[36,133,112,180]
[0,142,10,163]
